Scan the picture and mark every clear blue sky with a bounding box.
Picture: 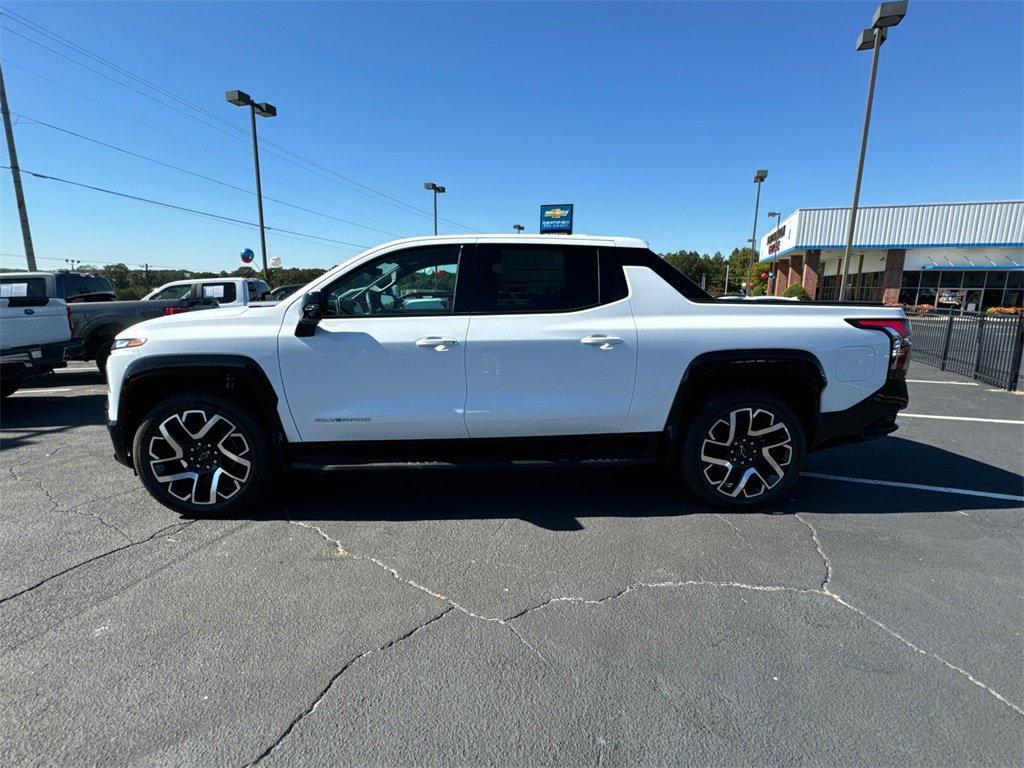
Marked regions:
[1,1,1022,273]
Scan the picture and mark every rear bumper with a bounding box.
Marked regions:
[812,377,909,451]
[0,339,79,380]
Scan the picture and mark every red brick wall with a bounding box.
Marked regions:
[882,249,906,306]
[775,260,789,294]
[787,254,803,295]
[803,250,821,299]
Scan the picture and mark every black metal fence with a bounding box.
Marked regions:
[909,309,1024,391]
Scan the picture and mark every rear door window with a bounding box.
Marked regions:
[0,277,47,298]
[470,244,600,313]
[200,283,237,303]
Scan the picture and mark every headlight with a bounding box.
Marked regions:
[112,338,146,350]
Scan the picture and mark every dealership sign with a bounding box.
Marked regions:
[767,225,787,254]
[540,204,573,234]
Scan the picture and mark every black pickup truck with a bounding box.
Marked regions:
[0,271,217,374]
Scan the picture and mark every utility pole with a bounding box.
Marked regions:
[0,61,37,270]
[143,263,151,290]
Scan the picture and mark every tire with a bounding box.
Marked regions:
[678,389,805,511]
[1,376,22,399]
[94,339,113,378]
[132,391,272,515]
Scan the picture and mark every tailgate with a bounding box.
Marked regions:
[0,296,72,350]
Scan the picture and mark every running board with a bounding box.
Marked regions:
[291,455,657,473]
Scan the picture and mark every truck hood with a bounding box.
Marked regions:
[115,305,262,338]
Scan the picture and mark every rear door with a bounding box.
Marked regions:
[463,242,638,438]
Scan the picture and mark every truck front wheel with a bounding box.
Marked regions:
[679,390,805,511]
[132,392,272,515]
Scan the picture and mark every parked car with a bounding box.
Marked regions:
[0,277,78,397]
[143,277,272,308]
[105,235,910,515]
[269,283,302,301]
[0,272,221,375]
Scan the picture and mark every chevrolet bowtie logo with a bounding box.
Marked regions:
[544,208,569,218]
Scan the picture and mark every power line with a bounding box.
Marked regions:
[0,8,481,233]
[4,165,371,250]
[15,112,406,238]
[0,58,415,235]
[0,251,186,270]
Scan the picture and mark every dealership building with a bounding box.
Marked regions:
[758,200,1023,310]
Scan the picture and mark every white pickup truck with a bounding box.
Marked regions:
[0,276,77,398]
[106,235,910,513]
[143,277,272,308]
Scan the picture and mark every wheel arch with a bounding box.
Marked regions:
[664,349,827,454]
[116,354,287,469]
[81,321,129,359]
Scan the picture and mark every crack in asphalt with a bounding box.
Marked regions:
[284,515,548,663]
[284,508,1023,722]
[0,520,198,606]
[712,513,746,543]
[6,462,138,543]
[794,513,832,590]
[243,608,453,767]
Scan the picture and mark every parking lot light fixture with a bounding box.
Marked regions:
[226,89,276,282]
[424,182,446,235]
[513,224,525,235]
[839,2,908,301]
[749,170,768,293]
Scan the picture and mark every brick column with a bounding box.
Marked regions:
[802,250,821,300]
[787,254,803,295]
[882,248,906,306]
[774,260,789,294]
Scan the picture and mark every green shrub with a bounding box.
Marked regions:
[783,284,809,300]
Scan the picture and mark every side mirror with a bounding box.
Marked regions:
[295,291,322,337]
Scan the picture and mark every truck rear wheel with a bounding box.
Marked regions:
[132,392,272,516]
[678,390,805,510]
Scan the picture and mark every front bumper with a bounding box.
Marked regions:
[812,377,909,451]
[108,420,132,468]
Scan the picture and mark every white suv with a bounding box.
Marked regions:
[106,235,910,513]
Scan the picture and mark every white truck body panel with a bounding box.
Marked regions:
[0,296,71,351]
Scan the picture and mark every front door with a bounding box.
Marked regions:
[463,243,638,438]
[278,244,470,442]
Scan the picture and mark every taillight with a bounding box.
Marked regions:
[164,306,188,316]
[847,318,912,377]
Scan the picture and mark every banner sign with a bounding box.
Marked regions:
[540,204,573,234]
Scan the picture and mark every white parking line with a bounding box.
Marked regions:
[13,387,73,394]
[900,413,1024,425]
[801,472,1024,503]
[906,379,978,386]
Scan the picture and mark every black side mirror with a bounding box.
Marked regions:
[295,291,322,337]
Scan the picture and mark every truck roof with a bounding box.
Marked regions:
[366,234,651,250]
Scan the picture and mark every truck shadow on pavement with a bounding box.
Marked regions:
[231,437,1022,531]
[0,393,108,452]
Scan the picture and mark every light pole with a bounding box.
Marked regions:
[749,170,767,293]
[513,224,525,235]
[838,1,908,301]
[226,90,276,282]
[424,182,446,235]
[767,211,781,294]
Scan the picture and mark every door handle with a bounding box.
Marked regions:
[580,335,622,349]
[416,336,459,350]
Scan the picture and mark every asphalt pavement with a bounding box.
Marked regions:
[1,361,1022,767]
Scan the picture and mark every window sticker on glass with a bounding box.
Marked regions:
[0,283,28,297]
[203,285,226,298]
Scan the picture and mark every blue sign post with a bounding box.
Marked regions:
[539,204,573,234]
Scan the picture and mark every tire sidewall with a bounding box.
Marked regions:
[680,390,806,511]
[132,392,271,516]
